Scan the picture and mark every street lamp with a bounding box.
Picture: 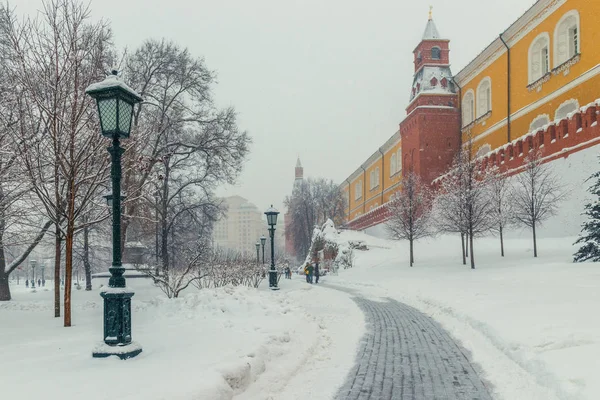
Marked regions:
[30,260,36,289]
[41,264,45,287]
[260,235,266,265]
[86,70,143,359]
[103,193,126,208]
[264,205,280,290]
[255,242,260,266]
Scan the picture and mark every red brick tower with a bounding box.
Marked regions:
[399,11,460,185]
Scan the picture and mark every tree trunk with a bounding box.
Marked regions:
[469,226,475,269]
[0,231,9,300]
[532,220,538,258]
[83,224,92,290]
[54,226,61,318]
[465,232,469,257]
[64,227,74,327]
[460,233,466,265]
[409,238,414,267]
[500,225,505,257]
[0,272,10,301]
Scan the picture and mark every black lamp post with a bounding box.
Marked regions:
[86,70,142,360]
[260,235,266,265]
[30,260,36,289]
[264,205,280,290]
[255,242,260,266]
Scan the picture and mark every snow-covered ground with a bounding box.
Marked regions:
[327,232,599,400]
[0,278,363,400]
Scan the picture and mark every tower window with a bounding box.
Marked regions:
[431,47,441,60]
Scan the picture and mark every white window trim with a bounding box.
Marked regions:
[529,114,551,132]
[528,32,551,84]
[475,144,491,159]
[396,149,402,175]
[354,180,363,201]
[476,77,492,118]
[554,98,580,121]
[462,89,475,126]
[553,10,580,68]
[390,153,396,176]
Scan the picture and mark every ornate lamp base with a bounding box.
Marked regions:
[93,288,142,360]
[92,341,142,360]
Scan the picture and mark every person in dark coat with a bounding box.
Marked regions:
[25,279,29,288]
[314,262,320,284]
[307,263,314,283]
[38,279,41,287]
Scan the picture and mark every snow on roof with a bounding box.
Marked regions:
[85,73,142,101]
[409,66,455,102]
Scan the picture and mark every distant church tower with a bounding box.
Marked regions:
[285,157,303,258]
[294,157,303,182]
[399,9,460,185]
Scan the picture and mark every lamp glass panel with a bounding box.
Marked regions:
[98,98,117,132]
[118,99,133,136]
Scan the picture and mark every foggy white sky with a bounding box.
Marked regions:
[18,0,534,215]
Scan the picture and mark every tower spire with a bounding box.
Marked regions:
[429,5,433,21]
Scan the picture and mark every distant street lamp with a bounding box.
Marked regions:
[264,205,280,290]
[30,260,36,289]
[260,235,266,265]
[86,70,143,360]
[103,193,126,209]
[255,242,260,266]
[41,264,45,287]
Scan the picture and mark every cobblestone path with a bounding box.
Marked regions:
[328,285,493,400]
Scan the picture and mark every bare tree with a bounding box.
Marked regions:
[434,143,494,269]
[513,150,567,257]
[285,177,346,260]
[4,0,113,324]
[386,172,433,267]
[488,168,514,257]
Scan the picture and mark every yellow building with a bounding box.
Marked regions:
[343,0,600,230]
[457,0,600,156]
[342,131,402,223]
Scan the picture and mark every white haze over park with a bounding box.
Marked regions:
[16,0,534,212]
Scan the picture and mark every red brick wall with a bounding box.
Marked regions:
[400,106,460,186]
[413,40,450,72]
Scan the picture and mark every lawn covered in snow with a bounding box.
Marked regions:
[327,230,599,400]
[0,278,363,400]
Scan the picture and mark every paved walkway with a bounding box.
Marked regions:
[326,284,492,400]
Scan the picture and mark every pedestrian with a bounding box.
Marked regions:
[307,263,314,284]
[25,279,29,288]
[314,262,320,284]
[42,279,46,287]
[304,264,310,283]
[38,279,41,287]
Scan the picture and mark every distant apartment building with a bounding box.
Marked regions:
[213,196,283,257]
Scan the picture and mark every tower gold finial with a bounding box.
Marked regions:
[429,5,433,20]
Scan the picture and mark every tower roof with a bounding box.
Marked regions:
[422,19,441,40]
[422,7,442,40]
[296,157,302,168]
